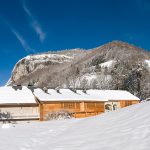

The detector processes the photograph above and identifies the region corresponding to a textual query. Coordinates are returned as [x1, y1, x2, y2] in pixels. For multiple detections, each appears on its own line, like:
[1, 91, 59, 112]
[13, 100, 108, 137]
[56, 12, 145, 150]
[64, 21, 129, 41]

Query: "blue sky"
[0, 0, 150, 86]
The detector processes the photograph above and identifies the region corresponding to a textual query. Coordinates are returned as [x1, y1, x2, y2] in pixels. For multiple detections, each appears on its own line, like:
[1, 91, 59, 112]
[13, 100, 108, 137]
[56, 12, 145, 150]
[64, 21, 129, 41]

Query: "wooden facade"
[0, 99, 139, 121]
[39, 101, 105, 121]
[119, 100, 139, 108]
[104, 100, 139, 112]
[38, 100, 139, 121]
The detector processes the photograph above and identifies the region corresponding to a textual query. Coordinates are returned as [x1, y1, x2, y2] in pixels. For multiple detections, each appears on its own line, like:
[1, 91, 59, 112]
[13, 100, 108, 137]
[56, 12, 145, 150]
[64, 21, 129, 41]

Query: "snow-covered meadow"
[1, 101, 150, 150]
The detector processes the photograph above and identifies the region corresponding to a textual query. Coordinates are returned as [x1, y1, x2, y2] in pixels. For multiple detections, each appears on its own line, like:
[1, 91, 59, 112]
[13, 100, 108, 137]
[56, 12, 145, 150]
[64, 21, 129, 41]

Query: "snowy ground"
[1, 102, 150, 150]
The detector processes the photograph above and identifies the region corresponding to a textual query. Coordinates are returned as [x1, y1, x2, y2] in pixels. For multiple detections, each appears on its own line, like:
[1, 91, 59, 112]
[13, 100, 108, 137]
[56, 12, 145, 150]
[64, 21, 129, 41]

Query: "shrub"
[45, 110, 74, 121]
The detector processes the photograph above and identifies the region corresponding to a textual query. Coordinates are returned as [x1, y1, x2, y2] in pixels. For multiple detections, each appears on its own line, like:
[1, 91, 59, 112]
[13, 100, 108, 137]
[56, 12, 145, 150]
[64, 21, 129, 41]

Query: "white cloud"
[8, 25, 35, 54]
[31, 20, 46, 42]
[0, 15, 35, 54]
[22, 0, 46, 42]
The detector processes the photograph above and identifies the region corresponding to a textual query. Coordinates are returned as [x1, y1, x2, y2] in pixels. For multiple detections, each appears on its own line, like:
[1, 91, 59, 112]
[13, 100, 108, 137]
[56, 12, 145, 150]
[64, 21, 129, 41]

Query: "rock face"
[7, 41, 150, 98]
[8, 53, 74, 83]
[7, 48, 88, 86]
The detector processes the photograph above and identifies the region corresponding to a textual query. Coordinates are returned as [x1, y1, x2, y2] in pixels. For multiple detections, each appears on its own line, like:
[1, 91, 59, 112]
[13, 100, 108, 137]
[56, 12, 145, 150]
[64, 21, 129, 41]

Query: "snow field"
[1, 101, 150, 150]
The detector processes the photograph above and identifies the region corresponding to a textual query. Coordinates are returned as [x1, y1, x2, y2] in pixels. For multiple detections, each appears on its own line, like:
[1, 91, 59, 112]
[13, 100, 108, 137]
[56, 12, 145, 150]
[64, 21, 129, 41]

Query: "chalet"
[0, 86, 39, 121]
[34, 89, 140, 121]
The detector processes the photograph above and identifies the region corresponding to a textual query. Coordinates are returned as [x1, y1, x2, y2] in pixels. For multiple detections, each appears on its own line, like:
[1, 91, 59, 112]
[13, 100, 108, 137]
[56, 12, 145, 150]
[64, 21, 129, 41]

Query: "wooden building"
[0, 86, 39, 121]
[34, 89, 140, 121]
[0, 86, 140, 121]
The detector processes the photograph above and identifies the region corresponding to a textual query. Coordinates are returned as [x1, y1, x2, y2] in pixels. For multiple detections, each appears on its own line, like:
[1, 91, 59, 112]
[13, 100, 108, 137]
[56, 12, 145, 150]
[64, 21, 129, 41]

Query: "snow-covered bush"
[45, 110, 74, 121]
[0, 111, 12, 121]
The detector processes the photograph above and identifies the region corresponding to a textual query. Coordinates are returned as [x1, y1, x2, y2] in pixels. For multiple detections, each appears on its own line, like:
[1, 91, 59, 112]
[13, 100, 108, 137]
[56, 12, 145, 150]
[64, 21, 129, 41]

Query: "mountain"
[7, 41, 150, 98]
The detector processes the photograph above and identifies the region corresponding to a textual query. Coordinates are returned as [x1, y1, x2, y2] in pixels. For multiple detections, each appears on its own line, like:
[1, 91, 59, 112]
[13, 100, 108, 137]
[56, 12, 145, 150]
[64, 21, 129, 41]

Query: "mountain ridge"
[7, 41, 150, 99]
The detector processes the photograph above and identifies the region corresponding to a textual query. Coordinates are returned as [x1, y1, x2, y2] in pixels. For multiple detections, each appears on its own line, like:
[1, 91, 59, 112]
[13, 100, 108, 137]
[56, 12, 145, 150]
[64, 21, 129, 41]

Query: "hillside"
[1, 101, 150, 150]
[7, 41, 150, 98]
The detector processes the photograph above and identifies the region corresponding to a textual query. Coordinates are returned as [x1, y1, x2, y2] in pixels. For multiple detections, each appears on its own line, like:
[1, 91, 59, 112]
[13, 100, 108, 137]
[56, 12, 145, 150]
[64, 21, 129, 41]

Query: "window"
[113, 104, 117, 110]
[64, 103, 75, 109]
[105, 104, 112, 111]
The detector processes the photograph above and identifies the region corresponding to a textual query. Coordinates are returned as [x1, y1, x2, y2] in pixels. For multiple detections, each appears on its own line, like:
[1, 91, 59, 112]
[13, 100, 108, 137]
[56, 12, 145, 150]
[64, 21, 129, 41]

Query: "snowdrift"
[1, 101, 150, 150]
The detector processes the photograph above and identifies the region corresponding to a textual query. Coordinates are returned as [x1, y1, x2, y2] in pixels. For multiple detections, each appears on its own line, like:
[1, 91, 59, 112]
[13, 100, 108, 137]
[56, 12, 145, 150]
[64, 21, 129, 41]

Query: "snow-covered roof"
[0, 86, 139, 104]
[34, 89, 140, 102]
[87, 90, 140, 101]
[34, 89, 107, 102]
[0, 86, 36, 104]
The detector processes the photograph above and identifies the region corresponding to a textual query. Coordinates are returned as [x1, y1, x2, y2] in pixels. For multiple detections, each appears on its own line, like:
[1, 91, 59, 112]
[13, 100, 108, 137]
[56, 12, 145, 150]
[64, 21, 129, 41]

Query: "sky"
[0, 0, 150, 86]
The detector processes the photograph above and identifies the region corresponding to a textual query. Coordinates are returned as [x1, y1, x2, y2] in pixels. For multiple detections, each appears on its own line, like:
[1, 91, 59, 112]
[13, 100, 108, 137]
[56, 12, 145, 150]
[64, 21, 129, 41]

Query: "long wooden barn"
[0, 86, 140, 121]
[0, 86, 39, 121]
[34, 89, 140, 121]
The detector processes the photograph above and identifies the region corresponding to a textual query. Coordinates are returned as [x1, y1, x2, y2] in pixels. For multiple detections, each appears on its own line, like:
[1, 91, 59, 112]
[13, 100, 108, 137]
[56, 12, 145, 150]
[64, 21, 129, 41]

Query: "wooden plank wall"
[120, 100, 139, 108]
[40, 101, 105, 120]
[39, 100, 139, 121]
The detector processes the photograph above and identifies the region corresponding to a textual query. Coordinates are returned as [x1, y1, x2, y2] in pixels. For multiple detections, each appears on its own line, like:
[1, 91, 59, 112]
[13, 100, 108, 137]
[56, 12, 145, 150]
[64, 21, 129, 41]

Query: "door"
[105, 102, 120, 112]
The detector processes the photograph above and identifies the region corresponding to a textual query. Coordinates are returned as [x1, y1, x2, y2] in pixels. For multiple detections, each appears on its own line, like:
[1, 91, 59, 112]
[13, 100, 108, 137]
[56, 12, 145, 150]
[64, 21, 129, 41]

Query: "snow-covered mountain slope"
[25, 53, 73, 63]
[7, 48, 87, 86]
[1, 102, 150, 150]
[100, 60, 115, 68]
[7, 41, 150, 98]
[145, 60, 150, 67]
